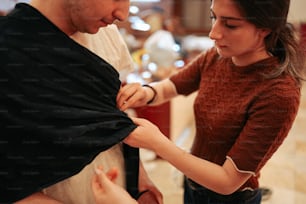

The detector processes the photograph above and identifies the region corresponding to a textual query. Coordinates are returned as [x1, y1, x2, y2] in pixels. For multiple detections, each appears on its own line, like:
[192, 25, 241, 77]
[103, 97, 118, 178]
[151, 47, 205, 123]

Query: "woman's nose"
[209, 21, 223, 40]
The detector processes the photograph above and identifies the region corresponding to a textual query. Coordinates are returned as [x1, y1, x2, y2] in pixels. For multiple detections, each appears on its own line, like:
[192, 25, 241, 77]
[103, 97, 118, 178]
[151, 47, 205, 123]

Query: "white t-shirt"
[71, 24, 135, 82]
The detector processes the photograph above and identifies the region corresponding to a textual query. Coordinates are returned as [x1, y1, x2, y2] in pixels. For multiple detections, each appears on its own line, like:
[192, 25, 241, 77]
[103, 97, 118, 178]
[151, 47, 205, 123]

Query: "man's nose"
[113, 3, 130, 22]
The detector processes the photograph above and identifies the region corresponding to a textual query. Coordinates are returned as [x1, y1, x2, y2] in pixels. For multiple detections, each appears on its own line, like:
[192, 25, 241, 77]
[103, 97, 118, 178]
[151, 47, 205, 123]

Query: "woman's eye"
[210, 15, 216, 24]
[209, 15, 216, 20]
[209, 11, 216, 20]
[223, 20, 239, 29]
[225, 24, 238, 29]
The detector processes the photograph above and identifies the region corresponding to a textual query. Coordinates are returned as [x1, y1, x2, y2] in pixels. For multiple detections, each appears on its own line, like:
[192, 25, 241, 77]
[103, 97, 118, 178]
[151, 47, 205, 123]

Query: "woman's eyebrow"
[220, 16, 245, 21]
[210, 9, 245, 21]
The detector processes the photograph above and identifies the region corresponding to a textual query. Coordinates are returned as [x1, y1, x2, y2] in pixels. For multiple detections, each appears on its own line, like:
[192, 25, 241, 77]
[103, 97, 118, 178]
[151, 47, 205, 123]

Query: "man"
[42, 25, 162, 204]
[0, 0, 161, 203]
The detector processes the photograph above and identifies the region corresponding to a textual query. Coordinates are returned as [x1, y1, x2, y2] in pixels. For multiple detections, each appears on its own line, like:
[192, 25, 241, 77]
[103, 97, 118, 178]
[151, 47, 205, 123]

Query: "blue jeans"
[184, 178, 262, 204]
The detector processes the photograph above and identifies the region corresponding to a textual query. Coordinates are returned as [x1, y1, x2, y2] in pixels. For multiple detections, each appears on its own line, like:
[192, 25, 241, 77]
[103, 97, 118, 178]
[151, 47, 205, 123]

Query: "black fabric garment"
[123, 144, 140, 199]
[0, 3, 138, 203]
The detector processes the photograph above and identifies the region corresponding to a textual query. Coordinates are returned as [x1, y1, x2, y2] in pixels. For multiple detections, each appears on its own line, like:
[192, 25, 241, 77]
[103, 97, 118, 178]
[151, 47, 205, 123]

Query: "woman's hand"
[92, 167, 138, 204]
[124, 117, 168, 152]
[117, 83, 154, 111]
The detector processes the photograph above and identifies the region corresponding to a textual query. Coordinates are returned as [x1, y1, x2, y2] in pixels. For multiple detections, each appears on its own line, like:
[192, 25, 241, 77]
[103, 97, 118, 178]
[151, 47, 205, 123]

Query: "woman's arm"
[124, 117, 252, 195]
[117, 79, 177, 111]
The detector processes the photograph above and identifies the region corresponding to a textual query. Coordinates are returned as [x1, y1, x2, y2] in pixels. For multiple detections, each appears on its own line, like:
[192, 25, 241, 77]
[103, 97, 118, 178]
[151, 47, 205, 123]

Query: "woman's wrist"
[142, 84, 157, 105]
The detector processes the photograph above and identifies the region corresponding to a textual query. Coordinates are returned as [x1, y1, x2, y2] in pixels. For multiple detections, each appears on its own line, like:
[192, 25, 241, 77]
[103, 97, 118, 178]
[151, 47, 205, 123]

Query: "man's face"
[66, 0, 130, 34]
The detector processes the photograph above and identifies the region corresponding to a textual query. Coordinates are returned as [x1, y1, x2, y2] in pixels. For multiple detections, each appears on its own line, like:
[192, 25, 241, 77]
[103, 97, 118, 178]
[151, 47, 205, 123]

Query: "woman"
[117, 0, 306, 203]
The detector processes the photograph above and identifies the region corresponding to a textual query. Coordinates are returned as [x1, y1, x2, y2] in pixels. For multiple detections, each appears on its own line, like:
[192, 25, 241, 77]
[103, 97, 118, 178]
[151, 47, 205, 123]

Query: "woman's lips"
[215, 43, 227, 48]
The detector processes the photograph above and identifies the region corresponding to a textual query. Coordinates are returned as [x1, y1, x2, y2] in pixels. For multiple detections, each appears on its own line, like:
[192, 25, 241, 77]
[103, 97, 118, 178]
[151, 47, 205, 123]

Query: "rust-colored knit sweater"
[170, 48, 300, 190]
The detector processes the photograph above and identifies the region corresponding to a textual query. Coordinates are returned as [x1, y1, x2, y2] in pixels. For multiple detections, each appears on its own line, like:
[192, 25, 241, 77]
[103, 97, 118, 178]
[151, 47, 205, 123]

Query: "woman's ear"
[259, 28, 272, 38]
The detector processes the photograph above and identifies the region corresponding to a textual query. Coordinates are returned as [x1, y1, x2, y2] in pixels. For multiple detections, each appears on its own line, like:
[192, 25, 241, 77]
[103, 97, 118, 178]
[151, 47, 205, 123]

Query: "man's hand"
[92, 166, 138, 204]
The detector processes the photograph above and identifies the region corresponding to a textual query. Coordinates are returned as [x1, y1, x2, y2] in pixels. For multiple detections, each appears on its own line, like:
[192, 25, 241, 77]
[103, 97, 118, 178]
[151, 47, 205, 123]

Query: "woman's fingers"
[117, 83, 147, 111]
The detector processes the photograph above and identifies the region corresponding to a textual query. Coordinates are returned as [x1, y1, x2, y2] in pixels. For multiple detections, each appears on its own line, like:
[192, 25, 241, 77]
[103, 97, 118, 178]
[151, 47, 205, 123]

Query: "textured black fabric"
[123, 144, 140, 199]
[0, 4, 138, 202]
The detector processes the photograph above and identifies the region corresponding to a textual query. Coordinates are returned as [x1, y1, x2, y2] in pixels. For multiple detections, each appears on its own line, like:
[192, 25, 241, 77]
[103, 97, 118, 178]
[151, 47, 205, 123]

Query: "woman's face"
[209, 0, 269, 65]
[65, 0, 130, 34]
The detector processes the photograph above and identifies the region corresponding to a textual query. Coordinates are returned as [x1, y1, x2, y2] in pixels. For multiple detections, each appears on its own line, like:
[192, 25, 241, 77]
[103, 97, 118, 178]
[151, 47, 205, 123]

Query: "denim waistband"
[185, 178, 259, 203]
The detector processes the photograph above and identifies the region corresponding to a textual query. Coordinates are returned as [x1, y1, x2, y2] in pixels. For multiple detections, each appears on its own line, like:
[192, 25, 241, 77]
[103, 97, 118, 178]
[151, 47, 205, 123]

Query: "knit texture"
[170, 48, 300, 190]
